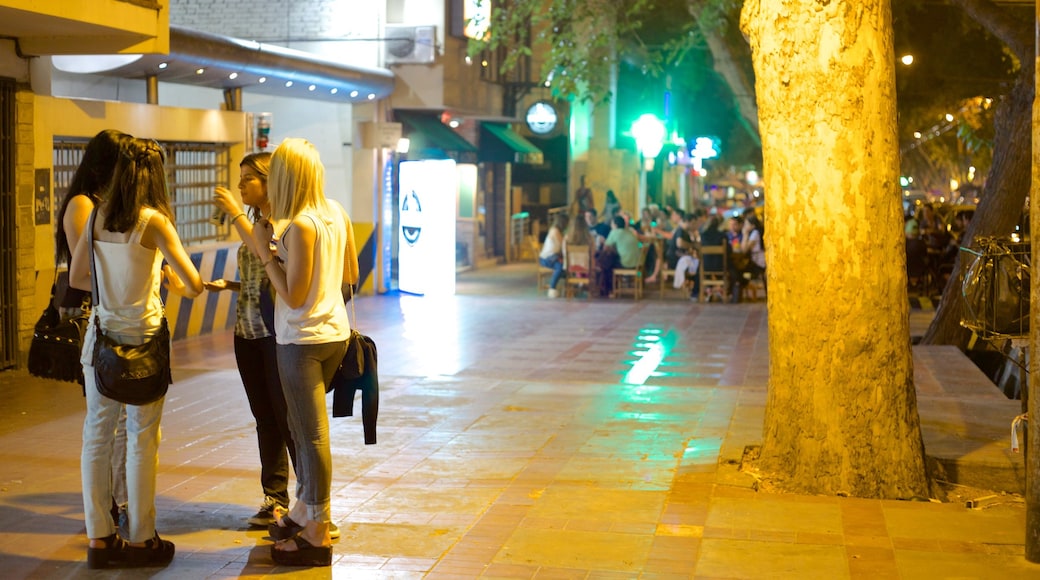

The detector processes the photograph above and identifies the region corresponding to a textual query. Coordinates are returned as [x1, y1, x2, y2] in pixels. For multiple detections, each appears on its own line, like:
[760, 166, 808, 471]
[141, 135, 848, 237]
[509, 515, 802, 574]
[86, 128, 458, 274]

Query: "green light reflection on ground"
[622, 326, 680, 385]
[684, 437, 724, 460]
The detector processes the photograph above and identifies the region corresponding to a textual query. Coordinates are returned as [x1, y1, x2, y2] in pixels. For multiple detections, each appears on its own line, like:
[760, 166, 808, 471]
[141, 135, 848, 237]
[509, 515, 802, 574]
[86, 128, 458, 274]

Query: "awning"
[480, 123, 544, 164]
[57, 25, 395, 104]
[396, 111, 476, 160]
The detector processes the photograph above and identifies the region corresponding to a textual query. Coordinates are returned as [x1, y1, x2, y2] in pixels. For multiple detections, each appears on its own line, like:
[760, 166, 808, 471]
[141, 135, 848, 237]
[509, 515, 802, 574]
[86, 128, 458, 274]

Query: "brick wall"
[14, 88, 35, 364]
[169, 0, 360, 41]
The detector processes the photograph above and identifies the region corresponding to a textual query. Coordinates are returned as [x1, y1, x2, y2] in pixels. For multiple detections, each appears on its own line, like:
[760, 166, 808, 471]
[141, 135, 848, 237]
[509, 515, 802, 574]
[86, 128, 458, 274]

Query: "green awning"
[396, 111, 476, 159]
[480, 123, 544, 164]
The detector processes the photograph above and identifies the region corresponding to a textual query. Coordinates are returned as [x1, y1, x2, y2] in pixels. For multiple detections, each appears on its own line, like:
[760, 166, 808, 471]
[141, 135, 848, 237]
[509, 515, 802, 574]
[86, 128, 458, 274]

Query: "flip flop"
[271, 532, 332, 567]
[268, 515, 303, 540]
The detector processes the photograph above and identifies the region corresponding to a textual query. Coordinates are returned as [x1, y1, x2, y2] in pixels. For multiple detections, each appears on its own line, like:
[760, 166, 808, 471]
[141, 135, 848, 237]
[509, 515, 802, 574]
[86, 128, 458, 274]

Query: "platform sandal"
[86, 533, 127, 569]
[124, 532, 175, 567]
[268, 515, 304, 540]
[271, 532, 332, 567]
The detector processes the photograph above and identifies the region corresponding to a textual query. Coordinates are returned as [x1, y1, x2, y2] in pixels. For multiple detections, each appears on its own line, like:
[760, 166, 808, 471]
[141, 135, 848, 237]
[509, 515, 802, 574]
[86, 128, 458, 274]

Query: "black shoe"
[271, 532, 332, 567]
[269, 516, 303, 540]
[87, 533, 128, 569]
[269, 517, 339, 540]
[124, 532, 175, 568]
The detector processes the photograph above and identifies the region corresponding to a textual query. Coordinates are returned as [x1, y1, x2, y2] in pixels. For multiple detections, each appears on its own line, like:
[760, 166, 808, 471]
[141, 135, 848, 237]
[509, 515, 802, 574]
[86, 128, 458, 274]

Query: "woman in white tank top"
[249, 138, 359, 567]
[69, 138, 203, 569]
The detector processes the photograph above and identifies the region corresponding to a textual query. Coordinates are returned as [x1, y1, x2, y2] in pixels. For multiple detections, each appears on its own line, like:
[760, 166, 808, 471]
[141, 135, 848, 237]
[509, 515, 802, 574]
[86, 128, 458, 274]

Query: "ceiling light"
[195, 68, 205, 75]
[330, 88, 338, 94]
[51, 54, 143, 73]
[285, 80, 293, 87]
[350, 90, 359, 97]
[228, 72, 238, 80]
[258, 77, 267, 83]
[367, 93, 375, 100]
[158, 62, 168, 70]
[308, 85, 316, 91]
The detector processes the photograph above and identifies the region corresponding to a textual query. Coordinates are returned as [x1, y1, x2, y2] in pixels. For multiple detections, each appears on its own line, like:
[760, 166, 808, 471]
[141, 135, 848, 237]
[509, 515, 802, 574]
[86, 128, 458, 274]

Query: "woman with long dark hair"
[69, 138, 203, 569]
[206, 152, 299, 529]
[56, 129, 133, 527]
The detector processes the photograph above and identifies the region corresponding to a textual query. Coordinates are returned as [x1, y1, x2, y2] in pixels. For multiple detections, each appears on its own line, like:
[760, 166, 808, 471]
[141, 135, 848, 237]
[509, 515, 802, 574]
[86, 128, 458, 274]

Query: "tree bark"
[920, 0, 1035, 347]
[741, 0, 930, 498]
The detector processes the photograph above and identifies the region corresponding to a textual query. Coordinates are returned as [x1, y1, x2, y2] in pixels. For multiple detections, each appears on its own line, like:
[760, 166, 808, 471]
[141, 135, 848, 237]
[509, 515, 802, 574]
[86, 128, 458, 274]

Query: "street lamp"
[631, 114, 666, 214]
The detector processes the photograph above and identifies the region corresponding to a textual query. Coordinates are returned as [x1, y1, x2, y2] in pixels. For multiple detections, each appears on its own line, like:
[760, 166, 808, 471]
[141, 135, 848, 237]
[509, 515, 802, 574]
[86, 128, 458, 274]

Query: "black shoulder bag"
[88, 208, 172, 405]
[28, 270, 89, 385]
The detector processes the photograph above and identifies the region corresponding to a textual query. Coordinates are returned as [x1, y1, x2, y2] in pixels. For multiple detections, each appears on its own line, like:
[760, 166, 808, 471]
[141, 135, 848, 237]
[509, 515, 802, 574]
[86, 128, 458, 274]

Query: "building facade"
[0, 0, 561, 370]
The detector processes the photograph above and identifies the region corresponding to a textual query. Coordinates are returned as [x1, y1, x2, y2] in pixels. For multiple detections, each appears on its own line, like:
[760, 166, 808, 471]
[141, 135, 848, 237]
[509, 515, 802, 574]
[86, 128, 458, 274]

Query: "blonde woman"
[250, 138, 358, 567]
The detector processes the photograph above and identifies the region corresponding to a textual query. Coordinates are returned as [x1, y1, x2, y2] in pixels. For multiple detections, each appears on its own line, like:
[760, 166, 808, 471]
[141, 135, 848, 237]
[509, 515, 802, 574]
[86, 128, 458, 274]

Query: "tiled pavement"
[0, 263, 1033, 578]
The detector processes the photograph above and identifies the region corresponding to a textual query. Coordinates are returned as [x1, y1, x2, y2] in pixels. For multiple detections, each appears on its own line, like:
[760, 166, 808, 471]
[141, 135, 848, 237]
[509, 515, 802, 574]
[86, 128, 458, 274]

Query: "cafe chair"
[611, 243, 649, 299]
[564, 244, 593, 299]
[698, 245, 728, 302]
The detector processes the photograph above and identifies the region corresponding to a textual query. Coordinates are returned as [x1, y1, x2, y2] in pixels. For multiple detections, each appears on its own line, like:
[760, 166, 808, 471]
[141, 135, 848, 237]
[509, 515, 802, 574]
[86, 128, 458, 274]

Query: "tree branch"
[947, 0, 1033, 64]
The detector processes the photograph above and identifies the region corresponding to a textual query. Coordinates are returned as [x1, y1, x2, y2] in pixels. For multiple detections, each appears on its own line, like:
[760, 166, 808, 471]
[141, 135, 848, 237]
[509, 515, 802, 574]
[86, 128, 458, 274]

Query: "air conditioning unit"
[384, 25, 436, 65]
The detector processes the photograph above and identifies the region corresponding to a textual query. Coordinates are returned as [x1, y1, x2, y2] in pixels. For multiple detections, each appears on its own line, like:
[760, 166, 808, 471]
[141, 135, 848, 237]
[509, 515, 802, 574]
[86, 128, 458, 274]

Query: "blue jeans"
[276, 340, 347, 525]
[81, 362, 164, 543]
[540, 254, 564, 289]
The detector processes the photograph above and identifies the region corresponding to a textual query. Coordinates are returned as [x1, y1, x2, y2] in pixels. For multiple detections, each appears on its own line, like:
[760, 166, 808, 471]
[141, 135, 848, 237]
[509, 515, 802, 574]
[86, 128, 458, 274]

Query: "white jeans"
[674, 255, 700, 288]
[81, 362, 164, 542]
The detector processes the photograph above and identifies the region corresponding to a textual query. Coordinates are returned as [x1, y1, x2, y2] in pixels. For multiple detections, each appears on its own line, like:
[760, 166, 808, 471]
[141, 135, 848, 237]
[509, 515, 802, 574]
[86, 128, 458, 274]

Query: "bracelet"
[231, 212, 247, 224]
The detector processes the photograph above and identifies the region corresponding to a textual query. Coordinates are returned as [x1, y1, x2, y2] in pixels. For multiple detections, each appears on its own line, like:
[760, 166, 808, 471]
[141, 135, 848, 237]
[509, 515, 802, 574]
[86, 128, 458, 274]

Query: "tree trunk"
[920, 0, 1035, 348]
[741, 0, 930, 497]
[921, 72, 1034, 347]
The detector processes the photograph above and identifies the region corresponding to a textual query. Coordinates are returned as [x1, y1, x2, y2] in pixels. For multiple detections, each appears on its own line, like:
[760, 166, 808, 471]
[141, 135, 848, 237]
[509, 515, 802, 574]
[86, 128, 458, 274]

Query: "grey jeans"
[276, 340, 347, 524]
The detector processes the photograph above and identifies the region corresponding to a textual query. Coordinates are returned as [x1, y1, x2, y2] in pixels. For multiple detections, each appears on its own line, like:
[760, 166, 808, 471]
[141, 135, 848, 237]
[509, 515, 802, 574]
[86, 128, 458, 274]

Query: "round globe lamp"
[632, 114, 666, 213]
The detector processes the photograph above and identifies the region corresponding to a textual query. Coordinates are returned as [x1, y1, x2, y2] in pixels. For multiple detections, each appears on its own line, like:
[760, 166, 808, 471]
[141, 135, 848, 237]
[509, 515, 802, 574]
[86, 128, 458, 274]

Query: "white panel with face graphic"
[398, 160, 457, 295]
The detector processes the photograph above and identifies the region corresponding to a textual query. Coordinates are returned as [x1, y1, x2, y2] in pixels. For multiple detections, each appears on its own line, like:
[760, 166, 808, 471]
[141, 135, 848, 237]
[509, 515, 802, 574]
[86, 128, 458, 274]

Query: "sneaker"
[247, 496, 284, 528]
[547, 288, 559, 299]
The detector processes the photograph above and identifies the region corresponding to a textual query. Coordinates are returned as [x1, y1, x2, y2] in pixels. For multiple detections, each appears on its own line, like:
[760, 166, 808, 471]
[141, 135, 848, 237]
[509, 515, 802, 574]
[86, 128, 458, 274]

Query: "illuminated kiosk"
[398, 160, 458, 295]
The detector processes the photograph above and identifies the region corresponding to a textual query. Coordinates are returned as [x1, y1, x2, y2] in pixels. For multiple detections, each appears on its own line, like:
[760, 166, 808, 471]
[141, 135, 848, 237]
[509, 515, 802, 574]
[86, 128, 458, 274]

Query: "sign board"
[35, 169, 50, 226]
[358, 122, 403, 149]
[398, 160, 457, 295]
[525, 101, 558, 135]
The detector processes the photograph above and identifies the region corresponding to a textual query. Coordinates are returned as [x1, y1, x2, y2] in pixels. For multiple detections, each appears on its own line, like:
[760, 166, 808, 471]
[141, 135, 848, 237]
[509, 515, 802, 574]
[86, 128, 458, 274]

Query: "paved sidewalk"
[0, 263, 1032, 578]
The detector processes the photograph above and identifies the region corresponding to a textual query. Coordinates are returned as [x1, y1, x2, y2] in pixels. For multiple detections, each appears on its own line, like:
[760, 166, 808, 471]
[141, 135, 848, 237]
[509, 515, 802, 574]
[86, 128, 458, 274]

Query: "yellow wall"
[32, 97, 248, 335]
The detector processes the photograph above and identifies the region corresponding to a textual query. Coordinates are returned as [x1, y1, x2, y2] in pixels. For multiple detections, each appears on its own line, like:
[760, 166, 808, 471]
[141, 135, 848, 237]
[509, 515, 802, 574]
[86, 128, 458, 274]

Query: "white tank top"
[80, 208, 164, 364]
[274, 202, 351, 345]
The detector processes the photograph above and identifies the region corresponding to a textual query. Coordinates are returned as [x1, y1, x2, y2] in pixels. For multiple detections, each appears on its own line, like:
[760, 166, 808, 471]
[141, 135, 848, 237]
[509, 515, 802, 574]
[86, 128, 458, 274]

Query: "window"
[53, 139, 231, 246]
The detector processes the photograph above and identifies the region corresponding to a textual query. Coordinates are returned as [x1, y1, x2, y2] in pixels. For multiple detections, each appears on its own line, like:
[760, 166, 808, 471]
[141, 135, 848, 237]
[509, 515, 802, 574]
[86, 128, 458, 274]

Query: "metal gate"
[0, 78, 15, 369]
[53, 140, 231, 247]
